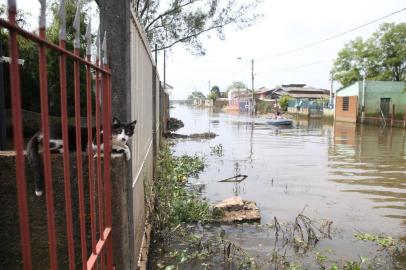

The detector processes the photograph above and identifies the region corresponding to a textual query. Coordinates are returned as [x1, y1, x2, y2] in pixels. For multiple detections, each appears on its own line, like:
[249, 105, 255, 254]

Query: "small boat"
[266, 117, 293, 126]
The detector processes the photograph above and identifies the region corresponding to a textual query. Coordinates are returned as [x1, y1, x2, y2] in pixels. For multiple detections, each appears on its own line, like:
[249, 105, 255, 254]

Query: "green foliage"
[278, 95, 291, 111]
[187, 90, 206, 101]
[332, 22, 406, 87]
[226, 81, 247, 92]
[210, 85, 220, 96]
[256, 100, 273, 114]
[131, 0, 263, 54]
[354, 232, 395, 248]
[153, 143, 215, 237]
[208, 85, 220, 101]
[207, 91, 218, 101]
[1, 1, 92, 116]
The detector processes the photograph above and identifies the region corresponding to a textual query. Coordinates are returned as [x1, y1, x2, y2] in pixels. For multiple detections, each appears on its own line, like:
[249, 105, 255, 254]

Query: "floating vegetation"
[164, 132, 217, 139]
[354, 232, 396, 248]
[209, 143, 224, 156]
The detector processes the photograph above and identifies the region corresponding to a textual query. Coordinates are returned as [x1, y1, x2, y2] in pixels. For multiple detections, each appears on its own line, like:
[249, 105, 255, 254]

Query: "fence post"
[0, 36, 6, 150]
[391, 104, 394, 127]
[404, 106, 406, 129]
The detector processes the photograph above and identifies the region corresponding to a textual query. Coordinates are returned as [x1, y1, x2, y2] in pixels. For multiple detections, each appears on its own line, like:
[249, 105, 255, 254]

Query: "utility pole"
[0, 37, 6, 150]
[163, 49, 166, 90]
[329, 73, 333, 107]
[251, 59, 255, 115]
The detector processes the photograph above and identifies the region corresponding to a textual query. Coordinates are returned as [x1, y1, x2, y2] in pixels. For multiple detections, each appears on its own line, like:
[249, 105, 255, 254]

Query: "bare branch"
[144, 0, 201, 33]
[136, 0, 141, 14]
[139, 0, 150, 19]
[153, 20, 234, 52]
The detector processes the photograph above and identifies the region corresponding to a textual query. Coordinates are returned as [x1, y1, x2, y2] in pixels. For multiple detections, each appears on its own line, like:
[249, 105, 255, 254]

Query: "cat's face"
[112, 117, 137, 144]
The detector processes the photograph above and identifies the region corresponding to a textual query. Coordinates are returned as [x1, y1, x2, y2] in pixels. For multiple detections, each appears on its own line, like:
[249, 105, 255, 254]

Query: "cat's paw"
[125, 149, 131, 160]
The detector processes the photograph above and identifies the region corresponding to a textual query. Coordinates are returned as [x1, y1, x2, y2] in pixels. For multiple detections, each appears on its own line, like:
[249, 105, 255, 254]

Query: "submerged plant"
[209, 144, 224, 157]
[151, 143, 215, 240]
[354, 232, 396, 248]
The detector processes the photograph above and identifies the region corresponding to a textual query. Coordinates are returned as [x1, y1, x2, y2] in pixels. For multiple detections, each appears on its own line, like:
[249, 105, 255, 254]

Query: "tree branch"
[144, 0, 201, 33]
[139, 0, 150, 19]
[136, 0, 141, 15]
[153, 20, 234, 52]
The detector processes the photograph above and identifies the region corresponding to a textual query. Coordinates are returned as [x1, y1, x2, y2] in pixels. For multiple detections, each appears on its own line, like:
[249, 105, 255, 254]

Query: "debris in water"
[214, 196, 260, 223]
[218, 174, 247, 183]
[164, 132, 217, 139]
[167, 117, 184, 131]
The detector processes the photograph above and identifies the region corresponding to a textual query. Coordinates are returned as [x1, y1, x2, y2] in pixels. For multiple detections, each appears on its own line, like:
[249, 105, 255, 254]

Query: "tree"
[210, 85, 220, 96]
[278, 95, 291, 111]
[371, 23, 406, 81]
[207, 85, 220, 101]
[129, 0, 263, 54]
[331, 23, 406, 87]
[1, 1, 91, 116]
[226, 81, 247, 92]
[187, 90, 205, 101]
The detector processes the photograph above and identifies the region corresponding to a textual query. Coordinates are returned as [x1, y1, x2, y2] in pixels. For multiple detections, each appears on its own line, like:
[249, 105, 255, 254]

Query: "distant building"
[226, 88, 253, 111]
[271, 84, 330, 100]
[335, 80, 406, 123]
[255, 87, 273, 100]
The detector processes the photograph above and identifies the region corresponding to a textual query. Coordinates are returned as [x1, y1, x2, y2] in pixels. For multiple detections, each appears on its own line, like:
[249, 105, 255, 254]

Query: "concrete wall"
[336, 81, 406, 116]
[364, 81, 406, 115]
[336, 82, 361, 97]
[98, 0, 164, 267]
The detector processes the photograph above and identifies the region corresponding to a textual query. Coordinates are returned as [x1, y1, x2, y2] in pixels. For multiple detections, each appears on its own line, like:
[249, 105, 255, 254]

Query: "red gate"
[0, 1, 114, 269]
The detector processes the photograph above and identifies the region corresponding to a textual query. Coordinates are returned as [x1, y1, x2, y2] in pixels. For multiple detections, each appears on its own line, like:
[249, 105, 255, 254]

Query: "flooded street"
[169, 104, 406, 268]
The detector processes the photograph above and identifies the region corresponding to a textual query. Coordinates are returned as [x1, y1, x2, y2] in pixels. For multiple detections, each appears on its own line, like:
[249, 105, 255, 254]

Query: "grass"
[150, 143, 217, 238]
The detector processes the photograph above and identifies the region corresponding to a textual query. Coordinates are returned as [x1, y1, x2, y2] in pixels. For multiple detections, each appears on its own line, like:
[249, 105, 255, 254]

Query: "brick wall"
[335, 96, 358, 123]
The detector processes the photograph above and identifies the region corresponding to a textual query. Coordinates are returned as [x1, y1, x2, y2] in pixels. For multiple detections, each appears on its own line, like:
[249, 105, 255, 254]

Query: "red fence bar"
[94, 54, 106, 269]
[101, 34, 114, 267]
[7, 2, 32, 268]
[73, 46, 88, 269]
[106, 66, 114, 270]
[59, 38, 76, 270]
[0, 18, 109, 74]
[38, 24, 59, 269]
[2, 1, 115, 268]
[86, 54, 97, 256]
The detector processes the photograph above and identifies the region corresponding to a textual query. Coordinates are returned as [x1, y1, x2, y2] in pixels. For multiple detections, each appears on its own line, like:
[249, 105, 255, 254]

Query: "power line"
[256, 59, 333, 75]
[257, 7, 406, 61]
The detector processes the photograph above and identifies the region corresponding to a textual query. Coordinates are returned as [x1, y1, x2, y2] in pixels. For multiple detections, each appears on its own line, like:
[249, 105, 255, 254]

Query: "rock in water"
[214, 196, 260, 223]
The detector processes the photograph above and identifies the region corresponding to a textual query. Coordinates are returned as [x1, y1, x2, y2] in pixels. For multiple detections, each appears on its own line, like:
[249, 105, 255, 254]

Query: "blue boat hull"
[266, 118, 293, 126]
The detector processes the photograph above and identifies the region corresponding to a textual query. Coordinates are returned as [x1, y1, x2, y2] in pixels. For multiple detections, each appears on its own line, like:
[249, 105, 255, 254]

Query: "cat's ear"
[130, 120, 137, 127]
[112, 117, 120, 126]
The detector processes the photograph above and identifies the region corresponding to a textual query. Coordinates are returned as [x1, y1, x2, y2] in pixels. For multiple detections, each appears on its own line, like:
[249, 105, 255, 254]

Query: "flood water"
[169, 104, 406, 268]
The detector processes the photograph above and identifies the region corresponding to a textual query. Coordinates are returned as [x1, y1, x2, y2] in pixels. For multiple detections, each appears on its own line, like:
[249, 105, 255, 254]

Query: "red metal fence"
[0, 1, 114, 269]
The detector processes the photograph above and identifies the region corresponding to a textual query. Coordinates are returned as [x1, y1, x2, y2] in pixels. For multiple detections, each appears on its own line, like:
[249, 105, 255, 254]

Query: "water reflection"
[330, 122, 406, 226]
[170, 104, 406, 259]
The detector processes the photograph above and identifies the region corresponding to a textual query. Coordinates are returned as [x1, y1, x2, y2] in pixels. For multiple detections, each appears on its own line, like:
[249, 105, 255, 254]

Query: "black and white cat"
[26, 117, 137, 196]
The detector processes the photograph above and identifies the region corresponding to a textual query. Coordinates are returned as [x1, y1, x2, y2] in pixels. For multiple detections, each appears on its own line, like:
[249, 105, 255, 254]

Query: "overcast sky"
[157, 0, 406, 99]
[2, 0, 405, 99]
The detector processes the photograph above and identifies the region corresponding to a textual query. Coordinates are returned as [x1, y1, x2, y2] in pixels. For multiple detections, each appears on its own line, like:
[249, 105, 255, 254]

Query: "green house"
[335, 81, 406, 123]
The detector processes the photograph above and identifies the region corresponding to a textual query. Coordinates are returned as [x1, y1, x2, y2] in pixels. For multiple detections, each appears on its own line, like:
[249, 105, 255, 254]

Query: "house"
[267, 84, 330, 117]
[335, 80, 406, 124]
[255, 87, 273, 100]
[226, 88, 253, 111]
[271, 84, 330, 100]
